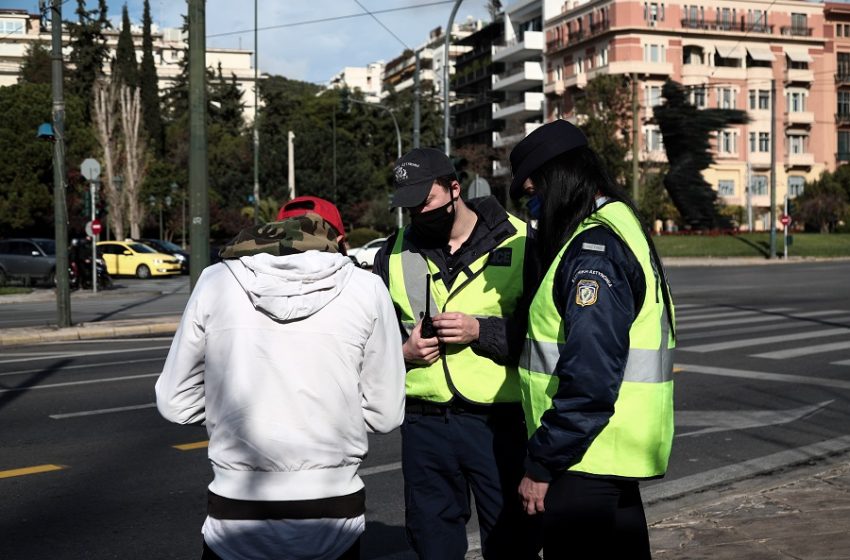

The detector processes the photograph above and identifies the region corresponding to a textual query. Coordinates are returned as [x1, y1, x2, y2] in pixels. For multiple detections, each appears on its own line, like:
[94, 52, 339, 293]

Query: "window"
[596, 47, 608, 67]
[683, 45, 703, 65]
[788, 176, 805, 197]
[749, 89, 770, 110]
[718, 130, 736, 154]
[747, 9, 768, 32]
[839, 53, 850, 79]
[645, 2, 664, 26]
[718, 87, 736, 109]
[683, 5, 702, 28]
[689, 85, 706, 108]
[644, 44, 665, 63]
[646, 85, 662, 107]
[718, 180, 735, 196]
[0, 20, 24, 34]
[787, 134, 807, 155]
[839, 91, 850, 116]
[645, 127, 664, 152]
[787, 90, 806, 112]
[751, 131, 771, 152]
[791, 13, 808, 35]
[718, 8, 735, 30]
[574, 57, 583, 75]
[840, 131, 850, 159]
[750, 175, 768, 195]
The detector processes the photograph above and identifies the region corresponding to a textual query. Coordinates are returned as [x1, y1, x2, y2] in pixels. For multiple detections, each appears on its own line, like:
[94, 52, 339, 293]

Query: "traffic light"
[339, 87, 351, 114]
[97, 198, 108, 218]
[82, 194, 92, 218]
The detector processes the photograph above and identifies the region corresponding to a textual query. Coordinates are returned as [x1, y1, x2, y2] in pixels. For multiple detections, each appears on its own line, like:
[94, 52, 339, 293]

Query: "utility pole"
[252, 0, 260, 224]
[332, 108, 337, 201]
[414, 49, 421, 150]
[188, 0, 209, 288]
[631, 73, 640, 202]
[769, 78, 777, 260]
[444, 0, 463, 156]
[288, 131, 296, 199]
[50, 0, 71, 327]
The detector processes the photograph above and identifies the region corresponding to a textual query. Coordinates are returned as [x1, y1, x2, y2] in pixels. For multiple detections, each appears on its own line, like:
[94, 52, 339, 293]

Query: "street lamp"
[444, 0, 464, 156]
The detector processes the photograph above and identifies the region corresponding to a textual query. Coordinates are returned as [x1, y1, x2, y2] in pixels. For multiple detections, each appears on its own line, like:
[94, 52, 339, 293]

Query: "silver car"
[0, 238, 57, 286]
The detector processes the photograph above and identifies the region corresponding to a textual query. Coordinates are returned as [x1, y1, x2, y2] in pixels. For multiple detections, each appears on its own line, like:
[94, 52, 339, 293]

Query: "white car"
[348, 237, 387, 268]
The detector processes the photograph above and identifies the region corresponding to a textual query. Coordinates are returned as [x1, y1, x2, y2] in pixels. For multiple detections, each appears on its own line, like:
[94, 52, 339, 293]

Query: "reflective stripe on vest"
[388, 214, 527, 404]
[519, 201, 675, 479]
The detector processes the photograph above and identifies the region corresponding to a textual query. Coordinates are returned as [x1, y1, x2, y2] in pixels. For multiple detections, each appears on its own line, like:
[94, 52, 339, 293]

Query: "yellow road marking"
[674, 367, 683, 374]
[173, 440, 208, 451]
[0, 464, 65, 479]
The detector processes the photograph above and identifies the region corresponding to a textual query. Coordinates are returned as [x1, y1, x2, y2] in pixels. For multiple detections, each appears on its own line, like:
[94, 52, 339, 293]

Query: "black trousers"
[202, 537, 361, 560]
[541, 474, 650, 560]
[401, 405, 541, 560]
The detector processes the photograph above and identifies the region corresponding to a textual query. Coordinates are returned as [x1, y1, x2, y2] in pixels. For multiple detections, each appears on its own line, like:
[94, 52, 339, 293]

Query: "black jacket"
[372, 196, 538, 368]
[524, 224, 647, 482]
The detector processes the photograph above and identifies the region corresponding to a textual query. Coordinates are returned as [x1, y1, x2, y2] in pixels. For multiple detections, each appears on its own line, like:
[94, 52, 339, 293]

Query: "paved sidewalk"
[0, 315, 180, 346]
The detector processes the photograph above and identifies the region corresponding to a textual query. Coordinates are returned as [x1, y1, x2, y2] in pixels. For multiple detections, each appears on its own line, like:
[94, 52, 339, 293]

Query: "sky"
[5, 0, 496, 84]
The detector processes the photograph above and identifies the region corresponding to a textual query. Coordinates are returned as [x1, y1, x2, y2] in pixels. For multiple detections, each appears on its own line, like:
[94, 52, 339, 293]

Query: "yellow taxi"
[97, 240, 182, 278]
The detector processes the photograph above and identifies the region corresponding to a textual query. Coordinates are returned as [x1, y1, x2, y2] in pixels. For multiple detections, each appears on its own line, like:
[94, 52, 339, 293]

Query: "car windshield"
[156, 240, 183, 252]
[128, 243, 156, 253]
[33, 239, 56, 255]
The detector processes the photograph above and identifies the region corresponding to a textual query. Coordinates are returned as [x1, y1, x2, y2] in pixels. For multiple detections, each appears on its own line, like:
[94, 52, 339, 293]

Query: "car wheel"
[136, 264, 152, 279]
[46, 269, 56, 288]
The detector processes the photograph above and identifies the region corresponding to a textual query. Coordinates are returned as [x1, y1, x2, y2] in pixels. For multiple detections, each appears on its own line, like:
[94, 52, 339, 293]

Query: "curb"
[0, 316, 181, 346]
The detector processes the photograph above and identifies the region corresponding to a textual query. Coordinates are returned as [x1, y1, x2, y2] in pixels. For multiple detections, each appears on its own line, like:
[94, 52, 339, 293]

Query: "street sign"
[90, 219, 102, 236]
[80, 158, 101, 181]
[780, 214, 792, 226]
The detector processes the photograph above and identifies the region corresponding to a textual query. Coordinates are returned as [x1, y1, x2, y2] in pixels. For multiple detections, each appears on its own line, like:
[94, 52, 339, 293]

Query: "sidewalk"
[0, 315, 180, 346]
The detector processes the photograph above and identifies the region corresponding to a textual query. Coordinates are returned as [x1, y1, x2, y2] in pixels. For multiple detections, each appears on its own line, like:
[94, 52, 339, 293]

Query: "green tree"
[66, 0, 110, 122]
[210, 63, 245, 135]
[18, 43, 52, 85]
[140, 0, 164, 155]
[113, 4, 138, 88]
[796, 171, 850, 233]
[575, 74, 632, 186]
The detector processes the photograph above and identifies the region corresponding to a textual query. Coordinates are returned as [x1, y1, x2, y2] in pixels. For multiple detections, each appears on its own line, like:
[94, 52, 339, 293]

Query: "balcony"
[785, 68, 814, 83]
[608, 60, 674, 77]
[682, 63, 708, 79]
[786, 152, 815, 167]
[781, 26, 813, 37]
[453, 119, 492, 139]
[749, 152, 772, 168]
[493, 31, 543, 63]
[680, 19, 773, 34]
[543, 79, 566, 95]
[563, 72, 587, 90]
[837, 112, 850, 126]
[785, 111, 814, 126]
[493, 61, 543, 91]
[493, 122, 543, 148]
[493, 92, 545, 121]
[453, 66, 491, 89]
[836, 72, 850, 85]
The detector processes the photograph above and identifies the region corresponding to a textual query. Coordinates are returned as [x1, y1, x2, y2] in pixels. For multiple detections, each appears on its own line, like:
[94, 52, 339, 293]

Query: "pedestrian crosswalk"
[675, 305, 850, 366]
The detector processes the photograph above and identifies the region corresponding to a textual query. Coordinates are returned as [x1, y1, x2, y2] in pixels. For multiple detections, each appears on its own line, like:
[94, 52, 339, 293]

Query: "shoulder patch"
[489, 247, 512, 267]
[575, 279, 599, 307]
[581, 242, 606, 253]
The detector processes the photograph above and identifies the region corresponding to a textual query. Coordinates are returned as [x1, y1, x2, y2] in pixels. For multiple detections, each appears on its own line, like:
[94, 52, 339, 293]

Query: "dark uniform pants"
[401, 403, 541, 560]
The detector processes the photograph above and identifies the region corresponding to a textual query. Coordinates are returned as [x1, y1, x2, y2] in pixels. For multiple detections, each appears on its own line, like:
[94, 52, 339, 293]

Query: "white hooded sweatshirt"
[155, 251, 406, 504]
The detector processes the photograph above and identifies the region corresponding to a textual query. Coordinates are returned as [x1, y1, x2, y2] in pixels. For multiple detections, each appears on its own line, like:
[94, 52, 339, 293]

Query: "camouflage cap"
[219, 212, 342, 259]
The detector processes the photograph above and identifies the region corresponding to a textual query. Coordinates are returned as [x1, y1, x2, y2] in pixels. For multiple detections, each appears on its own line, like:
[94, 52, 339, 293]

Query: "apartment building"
[542, 0, 829, 230]
[492, 0, 545, 178]
[327, 62, 385, 103]
[0, 8, 259, 121]
[827, 2, 850, 165]
[382, 20, 481, 96]
[452, 18, 504, 150]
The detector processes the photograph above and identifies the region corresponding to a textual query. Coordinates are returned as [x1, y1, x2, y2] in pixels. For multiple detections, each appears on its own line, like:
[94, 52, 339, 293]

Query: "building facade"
[327, 62, 385, 103]
[542, 0, 831, 230]
[0, 8, 259, 122]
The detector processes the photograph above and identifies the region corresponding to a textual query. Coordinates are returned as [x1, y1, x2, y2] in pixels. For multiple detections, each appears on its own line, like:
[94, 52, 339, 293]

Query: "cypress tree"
[113, 4, 138, 88]
[67, 0, 110, 121]
[140, 0, 164, 155]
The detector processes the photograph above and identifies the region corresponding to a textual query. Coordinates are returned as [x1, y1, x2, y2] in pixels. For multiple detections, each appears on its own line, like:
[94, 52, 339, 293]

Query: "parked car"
[134, 238, 189, 274]
[0, 238, 57, 286]
[347, 237, 387, 268]
[96, 241, 182, 278]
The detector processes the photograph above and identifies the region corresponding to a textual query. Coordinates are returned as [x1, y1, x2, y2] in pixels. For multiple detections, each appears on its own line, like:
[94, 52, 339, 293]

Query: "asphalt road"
[1, 261, 849, 559]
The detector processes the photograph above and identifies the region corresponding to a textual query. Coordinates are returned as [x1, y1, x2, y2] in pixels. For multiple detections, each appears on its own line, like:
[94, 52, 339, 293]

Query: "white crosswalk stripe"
[675, 308, 792, 323]
[679, 316, 850, 342]
[681, 328, 850, 353]
[752, 340, 850, 360]
[679, 309, 846, 331]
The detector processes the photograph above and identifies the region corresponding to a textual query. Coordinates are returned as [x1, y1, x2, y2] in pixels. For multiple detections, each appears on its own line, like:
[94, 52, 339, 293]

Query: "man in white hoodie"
[155, 200, 406, 560]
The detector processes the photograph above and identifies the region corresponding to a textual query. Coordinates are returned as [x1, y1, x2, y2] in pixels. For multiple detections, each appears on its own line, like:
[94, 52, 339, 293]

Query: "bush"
[347, 227, 383, 248]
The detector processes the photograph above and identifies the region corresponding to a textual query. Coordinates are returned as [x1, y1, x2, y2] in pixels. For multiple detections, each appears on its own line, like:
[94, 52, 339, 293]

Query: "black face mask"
[410, 197, 456, 244]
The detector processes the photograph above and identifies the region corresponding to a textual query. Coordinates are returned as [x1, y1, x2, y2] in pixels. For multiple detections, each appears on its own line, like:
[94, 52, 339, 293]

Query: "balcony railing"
[781, 26, 812, 37]
[680, 18, 774, 34]
[836, 72, 850, 85]
[837, 112, 850, 125]
[837, 151, 850, 162]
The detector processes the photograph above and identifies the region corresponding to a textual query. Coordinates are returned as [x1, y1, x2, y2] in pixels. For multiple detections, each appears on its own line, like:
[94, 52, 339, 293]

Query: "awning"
[747, 46, 775, 62]
[715, 44, 744, 59]
[785, 49, 813, 63]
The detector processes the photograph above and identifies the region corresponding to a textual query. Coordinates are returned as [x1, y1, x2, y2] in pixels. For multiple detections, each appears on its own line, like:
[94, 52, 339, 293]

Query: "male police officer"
[373, 148, 539, 560]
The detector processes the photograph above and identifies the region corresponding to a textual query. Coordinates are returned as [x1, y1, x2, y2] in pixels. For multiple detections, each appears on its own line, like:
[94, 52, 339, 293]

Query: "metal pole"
[90, 182, 97, 293]
[769, 78, 777, 259]
[414, 49, 421, 150]
[333, 108, 337, 201]
[783, 194, 789, 260]
[252, 0, 260, 224]
[51, 0, 71, 326]
[631, 73, 640, 202]
[390, 109, 403, 229]
[746, 161, 753, 231]
[287, 131, 296, 199]
[182, 194, 186, 249]
[159, 203, 163, 240]
[189, 0, 210, 288]
[444, 0, 463, 156]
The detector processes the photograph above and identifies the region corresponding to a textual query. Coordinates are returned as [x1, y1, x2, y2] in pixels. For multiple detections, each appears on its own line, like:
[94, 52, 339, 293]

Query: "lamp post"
[171, 182, 186, 249]
[443, 0, 464, 156]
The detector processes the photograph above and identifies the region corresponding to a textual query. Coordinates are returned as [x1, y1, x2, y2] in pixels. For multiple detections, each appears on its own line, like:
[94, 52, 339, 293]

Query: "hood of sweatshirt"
[225, 251, 355, 322]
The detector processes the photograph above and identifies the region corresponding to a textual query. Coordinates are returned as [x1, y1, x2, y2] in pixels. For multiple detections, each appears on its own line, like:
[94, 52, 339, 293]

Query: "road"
[0, 261, 849, 558]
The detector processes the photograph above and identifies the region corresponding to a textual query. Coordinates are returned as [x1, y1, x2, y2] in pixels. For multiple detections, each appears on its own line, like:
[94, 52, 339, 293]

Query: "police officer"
[510, 121, 675, 559]
[373, 148, 540, 560]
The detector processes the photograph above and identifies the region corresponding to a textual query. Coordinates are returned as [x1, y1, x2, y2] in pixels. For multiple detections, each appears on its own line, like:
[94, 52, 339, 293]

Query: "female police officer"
[510, 120, 675, 559]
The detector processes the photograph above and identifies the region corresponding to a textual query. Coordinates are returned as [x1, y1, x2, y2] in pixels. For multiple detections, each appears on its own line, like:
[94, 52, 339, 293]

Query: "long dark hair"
[531, 146, 648, 270]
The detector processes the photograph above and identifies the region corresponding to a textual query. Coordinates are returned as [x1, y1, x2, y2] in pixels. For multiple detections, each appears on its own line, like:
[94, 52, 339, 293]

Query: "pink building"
[542, 0, 831, 230]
